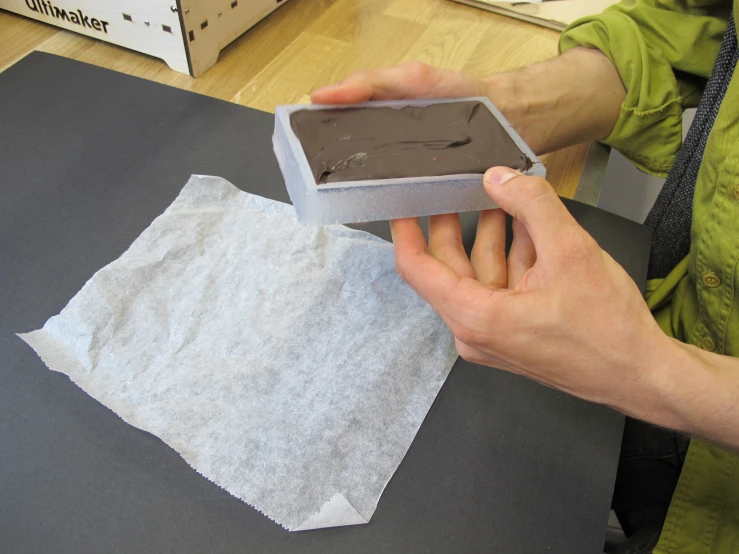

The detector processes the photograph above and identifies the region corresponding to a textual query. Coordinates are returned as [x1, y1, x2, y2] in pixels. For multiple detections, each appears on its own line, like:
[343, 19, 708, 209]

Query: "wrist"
[483, 70, 551, 155]
[483, 48, 625, 156]
[659, 341, 739, 444]
[622, 337, 735, 442]
[620, 337, 694, 431]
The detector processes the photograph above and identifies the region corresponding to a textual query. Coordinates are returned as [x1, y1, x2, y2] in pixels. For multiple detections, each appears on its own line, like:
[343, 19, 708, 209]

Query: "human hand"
[310, 62, 548, 152]
[312, 50, 627, 155]
[311, 61, 495, 106]
[390, 167, 674, 417]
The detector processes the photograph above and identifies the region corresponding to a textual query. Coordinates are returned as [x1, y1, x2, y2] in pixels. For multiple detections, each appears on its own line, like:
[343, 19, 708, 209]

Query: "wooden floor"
[0, 0, 589, 197]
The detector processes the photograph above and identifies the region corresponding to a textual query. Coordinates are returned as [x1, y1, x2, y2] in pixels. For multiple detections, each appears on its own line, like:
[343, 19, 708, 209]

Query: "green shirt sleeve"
[559, 0, 729, 177]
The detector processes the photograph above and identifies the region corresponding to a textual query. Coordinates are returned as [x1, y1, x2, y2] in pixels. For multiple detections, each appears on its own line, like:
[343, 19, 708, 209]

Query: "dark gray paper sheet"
[0, 52, 651, 553]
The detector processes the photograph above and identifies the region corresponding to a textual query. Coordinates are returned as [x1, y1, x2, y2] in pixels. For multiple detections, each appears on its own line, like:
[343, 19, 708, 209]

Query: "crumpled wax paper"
[18, 175, 457, 531]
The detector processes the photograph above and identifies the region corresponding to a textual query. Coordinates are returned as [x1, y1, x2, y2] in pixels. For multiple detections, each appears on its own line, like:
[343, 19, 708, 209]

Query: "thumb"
[483, 167, 580, 254]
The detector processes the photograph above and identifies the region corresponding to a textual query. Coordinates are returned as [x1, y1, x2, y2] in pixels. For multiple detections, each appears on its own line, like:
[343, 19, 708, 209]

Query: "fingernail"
[484, 167, 520, 186]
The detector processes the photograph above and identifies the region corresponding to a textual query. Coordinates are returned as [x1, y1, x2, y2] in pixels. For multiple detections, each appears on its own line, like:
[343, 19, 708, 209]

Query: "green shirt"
[560, 1, 739, 552]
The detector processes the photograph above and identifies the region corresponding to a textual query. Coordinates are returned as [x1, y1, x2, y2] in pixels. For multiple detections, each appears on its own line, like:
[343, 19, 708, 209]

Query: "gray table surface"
[0, 52, 650, 554]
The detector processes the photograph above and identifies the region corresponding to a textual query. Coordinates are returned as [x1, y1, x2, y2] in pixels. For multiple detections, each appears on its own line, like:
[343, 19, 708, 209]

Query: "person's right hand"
[311, 62, 495, 106]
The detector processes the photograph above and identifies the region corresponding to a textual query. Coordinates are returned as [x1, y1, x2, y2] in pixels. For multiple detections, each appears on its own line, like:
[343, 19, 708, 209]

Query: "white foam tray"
[273, 97, 545, 225]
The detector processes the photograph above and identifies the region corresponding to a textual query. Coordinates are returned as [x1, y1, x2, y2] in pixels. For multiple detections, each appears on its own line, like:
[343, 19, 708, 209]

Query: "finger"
[483, 168, 580, 259]
[428, 214, 475, 279]
[470, 209, 507, 287]
[390, 218, 474, 318]
[392, 218, 508, 348]
[311, 62, 490, 104]
[508, 218, 536, 287]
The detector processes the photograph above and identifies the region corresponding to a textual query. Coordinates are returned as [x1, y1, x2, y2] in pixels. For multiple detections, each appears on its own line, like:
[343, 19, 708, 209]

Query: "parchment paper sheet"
[18, 175, 457, 531]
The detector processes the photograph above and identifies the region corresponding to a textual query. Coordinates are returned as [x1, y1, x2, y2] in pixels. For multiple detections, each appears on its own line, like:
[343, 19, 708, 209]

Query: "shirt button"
[703, 273, 721, 287]
[734, 184, 739, 199]
[700, 337, 716, 351]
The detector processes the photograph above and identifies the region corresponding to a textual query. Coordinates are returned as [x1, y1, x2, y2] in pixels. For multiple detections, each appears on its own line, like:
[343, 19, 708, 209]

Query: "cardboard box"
[1, 0, 291, 76]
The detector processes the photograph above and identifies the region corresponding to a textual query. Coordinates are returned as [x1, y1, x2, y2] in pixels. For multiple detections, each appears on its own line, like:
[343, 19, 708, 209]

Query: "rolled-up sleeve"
[559, 0, 729, 177]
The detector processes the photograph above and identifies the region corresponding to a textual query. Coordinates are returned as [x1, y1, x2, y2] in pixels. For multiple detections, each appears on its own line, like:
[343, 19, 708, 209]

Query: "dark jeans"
[606, 418, 691, 554]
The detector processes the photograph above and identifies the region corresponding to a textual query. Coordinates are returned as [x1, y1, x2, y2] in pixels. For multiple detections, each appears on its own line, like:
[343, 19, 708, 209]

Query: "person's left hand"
[392, 167, 674, 418]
